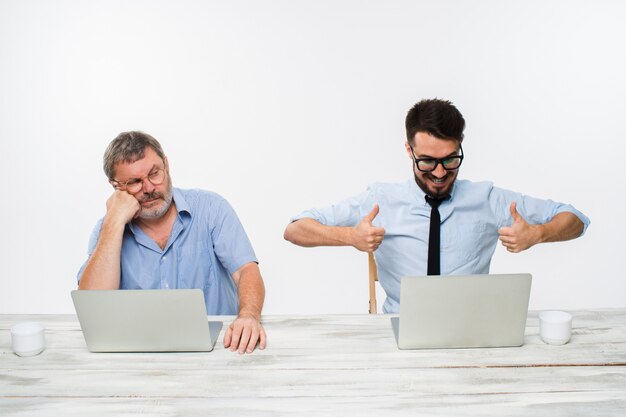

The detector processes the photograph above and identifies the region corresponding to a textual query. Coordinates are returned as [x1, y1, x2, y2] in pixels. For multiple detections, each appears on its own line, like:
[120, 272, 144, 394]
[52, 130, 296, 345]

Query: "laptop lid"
[71, 289, 222, 352]
[391, 273, 532, 349]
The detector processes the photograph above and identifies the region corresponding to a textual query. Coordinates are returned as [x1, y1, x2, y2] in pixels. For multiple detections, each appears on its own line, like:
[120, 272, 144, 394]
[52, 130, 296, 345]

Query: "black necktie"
[425, 195, 447, 275]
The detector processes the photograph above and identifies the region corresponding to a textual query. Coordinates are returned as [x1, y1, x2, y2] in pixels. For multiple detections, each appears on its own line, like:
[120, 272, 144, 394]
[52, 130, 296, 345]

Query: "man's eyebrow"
[416, 150, 460, 159]
[124, 164, 160, 181]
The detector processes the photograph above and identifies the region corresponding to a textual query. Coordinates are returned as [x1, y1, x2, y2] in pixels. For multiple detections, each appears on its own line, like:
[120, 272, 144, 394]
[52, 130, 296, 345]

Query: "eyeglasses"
[110, 167, 166, 193]
[409, 144, 464, 173]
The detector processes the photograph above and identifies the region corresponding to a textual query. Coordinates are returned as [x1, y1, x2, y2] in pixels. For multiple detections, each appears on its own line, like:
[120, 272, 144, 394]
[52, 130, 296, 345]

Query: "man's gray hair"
[103, 131, 166, 180]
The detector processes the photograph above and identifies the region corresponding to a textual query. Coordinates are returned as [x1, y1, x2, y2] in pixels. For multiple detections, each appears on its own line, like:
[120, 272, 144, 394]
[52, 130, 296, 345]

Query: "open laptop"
[71, 289, 222, 352]
[391, 273, 532, 349]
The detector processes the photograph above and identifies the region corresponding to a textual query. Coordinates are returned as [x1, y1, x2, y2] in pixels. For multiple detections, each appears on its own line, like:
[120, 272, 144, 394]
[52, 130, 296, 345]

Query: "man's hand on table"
[224, 314, 266, 354]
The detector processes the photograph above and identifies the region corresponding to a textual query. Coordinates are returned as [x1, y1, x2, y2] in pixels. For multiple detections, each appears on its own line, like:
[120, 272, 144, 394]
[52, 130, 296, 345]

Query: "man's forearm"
[536, 212, 584, 244]
[236, 264, 265, 320]
[225, 262, 267, 353]
[283, 218, 354, 247]
[78, 217, 125, 290]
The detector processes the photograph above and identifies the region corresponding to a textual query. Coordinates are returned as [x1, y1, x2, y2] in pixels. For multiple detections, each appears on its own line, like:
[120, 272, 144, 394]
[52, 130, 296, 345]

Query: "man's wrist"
[238, 309, 261, 322]
[102, 213, 128, 232]
[533, 224, 546, 245]
[344, 226, 358, 248]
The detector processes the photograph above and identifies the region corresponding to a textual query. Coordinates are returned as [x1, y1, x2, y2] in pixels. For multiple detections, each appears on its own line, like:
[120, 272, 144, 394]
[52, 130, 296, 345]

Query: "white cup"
[11, 322, 45, 357]
[539, 310, 572, 345]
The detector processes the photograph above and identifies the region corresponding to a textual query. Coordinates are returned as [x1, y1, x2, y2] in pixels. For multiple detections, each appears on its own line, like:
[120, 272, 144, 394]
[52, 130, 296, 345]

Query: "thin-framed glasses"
[409, 144, 464, 173]
[110, 167, 166, 193]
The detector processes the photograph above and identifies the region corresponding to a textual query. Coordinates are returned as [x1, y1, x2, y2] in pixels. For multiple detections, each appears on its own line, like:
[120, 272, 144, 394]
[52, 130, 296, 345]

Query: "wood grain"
[1, 310, 625, 416]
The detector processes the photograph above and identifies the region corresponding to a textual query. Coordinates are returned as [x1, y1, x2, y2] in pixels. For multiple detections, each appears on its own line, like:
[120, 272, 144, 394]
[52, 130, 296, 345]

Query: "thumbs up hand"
[498, 202, 541, 253]
[351, 204, 386, 253]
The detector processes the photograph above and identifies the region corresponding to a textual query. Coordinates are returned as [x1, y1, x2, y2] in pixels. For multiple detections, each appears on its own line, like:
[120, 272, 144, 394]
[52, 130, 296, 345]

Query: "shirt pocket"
[176, 241, 215, 289]
[120, 250, 160, 289]
[443, 222, 493, 270]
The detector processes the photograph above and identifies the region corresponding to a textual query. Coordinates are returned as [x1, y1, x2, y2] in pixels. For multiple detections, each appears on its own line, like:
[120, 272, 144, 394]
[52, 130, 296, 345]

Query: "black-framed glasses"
[409, 144, 464, 173]
[110, 167, 166, 193]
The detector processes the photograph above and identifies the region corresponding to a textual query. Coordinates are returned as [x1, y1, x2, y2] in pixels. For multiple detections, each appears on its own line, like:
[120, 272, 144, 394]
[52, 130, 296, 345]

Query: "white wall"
[1, 0, 624, 314]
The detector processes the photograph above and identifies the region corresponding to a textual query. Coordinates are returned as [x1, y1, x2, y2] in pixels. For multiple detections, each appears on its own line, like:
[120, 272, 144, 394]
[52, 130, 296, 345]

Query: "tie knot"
[425, 195, 447, 209]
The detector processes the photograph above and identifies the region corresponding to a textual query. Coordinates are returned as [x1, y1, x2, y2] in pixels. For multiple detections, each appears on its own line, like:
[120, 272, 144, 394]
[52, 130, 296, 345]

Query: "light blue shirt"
[292, 178, 590, 313]
[78, 188, 258, 315]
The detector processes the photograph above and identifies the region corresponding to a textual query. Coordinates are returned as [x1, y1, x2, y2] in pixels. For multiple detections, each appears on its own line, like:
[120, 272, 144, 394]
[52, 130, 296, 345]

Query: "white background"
[1, 0, 624, 314]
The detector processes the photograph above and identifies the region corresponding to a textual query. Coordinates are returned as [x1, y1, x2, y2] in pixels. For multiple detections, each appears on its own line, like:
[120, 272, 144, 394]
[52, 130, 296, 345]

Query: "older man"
[78, 131, 265, 354]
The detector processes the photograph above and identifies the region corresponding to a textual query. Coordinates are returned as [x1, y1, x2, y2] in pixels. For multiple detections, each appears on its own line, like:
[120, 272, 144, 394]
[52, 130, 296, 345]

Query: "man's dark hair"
[103, 131, 166, 180]
[405, 98, 465, 143]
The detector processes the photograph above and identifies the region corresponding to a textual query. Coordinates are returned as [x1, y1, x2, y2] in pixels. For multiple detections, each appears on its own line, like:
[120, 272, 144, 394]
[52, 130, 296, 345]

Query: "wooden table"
[1, 310, 625, 416]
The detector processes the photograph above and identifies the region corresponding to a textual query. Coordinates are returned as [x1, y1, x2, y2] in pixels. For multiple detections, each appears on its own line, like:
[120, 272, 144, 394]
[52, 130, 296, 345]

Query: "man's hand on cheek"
[106, 190, 141, 225]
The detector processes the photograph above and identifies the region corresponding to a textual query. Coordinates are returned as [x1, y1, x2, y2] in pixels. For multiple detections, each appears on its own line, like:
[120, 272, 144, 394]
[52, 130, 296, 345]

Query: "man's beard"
[413, 170, 457, 199]
[137, 179, 173, 219]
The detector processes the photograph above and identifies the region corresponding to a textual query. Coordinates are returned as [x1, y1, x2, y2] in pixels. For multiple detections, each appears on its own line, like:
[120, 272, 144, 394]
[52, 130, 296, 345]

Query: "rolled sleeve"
[211, 196, 258, 276]
[553, 204, 590, 236]
[76, 218, 105, 284]
[290, 190, 371, 227]
[490, 186, 590, 236]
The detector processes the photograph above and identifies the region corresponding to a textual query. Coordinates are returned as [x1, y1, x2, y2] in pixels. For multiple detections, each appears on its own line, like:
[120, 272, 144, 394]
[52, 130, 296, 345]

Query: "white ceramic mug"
[539, 311, 572, 345]
[11, 322, 45, 357]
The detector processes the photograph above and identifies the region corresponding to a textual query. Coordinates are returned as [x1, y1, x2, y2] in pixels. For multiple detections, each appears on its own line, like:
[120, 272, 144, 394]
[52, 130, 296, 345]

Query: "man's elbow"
[77, 273, 87, 290]
[574, 217, 585, 238]
[562, 212, 586, 239]
[283, 222, 297, 244]
[76, 272, 119, 290]
[284, 219, 313, 246]
[77, 278, 96, 290]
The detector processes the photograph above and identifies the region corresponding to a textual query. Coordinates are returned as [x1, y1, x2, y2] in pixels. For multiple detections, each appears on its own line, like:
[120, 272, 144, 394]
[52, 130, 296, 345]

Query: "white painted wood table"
[1, 310, 625, 416]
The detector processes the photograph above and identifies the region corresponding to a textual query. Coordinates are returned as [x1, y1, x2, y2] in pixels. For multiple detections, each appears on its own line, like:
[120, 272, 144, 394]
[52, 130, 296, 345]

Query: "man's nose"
[141, 177, 156, 193]
[432, 163, 447, 178]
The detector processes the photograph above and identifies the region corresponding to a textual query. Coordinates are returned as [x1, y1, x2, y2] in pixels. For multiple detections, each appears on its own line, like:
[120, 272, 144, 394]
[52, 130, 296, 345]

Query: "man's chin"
[414, 172, 457, 199]
[427, 185, 452, 199]
[139, 201, 169, 219]
[422, 179, 453, 198]
[139, 211, 161, 219]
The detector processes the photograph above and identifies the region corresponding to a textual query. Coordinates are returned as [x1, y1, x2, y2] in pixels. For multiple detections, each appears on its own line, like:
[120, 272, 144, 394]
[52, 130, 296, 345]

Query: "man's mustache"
[138, 192, 163, 203]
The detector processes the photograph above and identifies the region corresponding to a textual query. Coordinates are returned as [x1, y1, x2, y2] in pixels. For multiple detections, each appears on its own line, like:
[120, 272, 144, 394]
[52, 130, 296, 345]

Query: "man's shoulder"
[173, 188, 241, 225]
[174, 188, 228, 207]
[454, 179, 496, 195]
[366, 180, 411, 196]
[453, 179, 514, 207]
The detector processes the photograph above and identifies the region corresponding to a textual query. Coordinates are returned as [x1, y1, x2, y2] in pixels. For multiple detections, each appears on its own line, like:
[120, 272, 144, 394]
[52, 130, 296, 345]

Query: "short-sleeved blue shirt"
[292, 178, 590, 314]
[78, 188, 258, 315]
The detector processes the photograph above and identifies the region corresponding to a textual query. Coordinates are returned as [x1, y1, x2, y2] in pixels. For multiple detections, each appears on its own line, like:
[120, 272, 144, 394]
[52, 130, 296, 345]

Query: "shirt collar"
[172, 187, 191, 217]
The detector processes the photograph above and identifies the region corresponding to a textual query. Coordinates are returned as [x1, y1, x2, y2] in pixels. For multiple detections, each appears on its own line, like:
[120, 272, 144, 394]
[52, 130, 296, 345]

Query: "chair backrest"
[368, 252, 378, 314]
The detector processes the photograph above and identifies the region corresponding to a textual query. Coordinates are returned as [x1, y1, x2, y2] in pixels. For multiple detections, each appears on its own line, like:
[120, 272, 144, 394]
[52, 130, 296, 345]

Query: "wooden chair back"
[368, 252, 378, 314]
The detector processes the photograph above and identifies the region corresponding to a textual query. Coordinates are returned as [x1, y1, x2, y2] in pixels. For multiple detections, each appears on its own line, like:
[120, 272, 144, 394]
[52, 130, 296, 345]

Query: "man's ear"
[404, 141, 413, 159]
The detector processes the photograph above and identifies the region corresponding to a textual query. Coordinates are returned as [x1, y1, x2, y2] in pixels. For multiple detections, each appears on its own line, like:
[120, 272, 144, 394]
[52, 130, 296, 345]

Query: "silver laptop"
[71, 289, 222, 352]
[391, 273, 532, 349]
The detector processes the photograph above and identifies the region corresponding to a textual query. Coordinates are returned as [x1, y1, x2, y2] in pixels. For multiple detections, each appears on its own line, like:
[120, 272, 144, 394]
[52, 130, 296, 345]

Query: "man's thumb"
[363, 204, 380, 224]
[510, 202, 522, 222]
